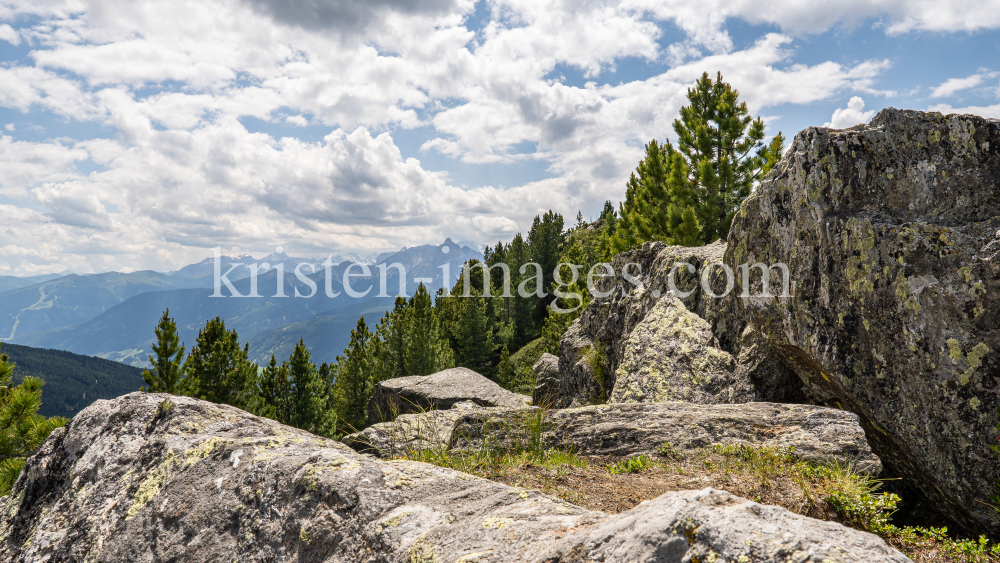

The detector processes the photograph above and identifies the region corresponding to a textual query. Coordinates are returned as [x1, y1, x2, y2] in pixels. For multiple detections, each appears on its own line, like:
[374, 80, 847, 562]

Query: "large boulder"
[610, 291, 750, 404]
[708, 109, 1000, 536]
[348, 401, 882, 474]
[531, 352, 560, 406]
[0, 393, 908, 563]
[555, 241, 756, 407]
[366, 367, 531, 425]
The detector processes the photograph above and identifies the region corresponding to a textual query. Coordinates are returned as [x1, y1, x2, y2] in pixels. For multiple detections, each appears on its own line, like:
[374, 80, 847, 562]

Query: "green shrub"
[582, 344, 607, 404]
[607, 455, 650, 475]
[656, 442, 684, 460]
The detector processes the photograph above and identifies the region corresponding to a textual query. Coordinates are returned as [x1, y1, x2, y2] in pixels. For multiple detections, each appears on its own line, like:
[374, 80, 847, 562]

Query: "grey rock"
[531, 353, 560, 407]
[706, 109, 1000, 536]
[610, 292, 751, 405]
[344, 405, 518, 458]
[366, 367, 531, 425]
[0, 393, 906, 562]
[353, 401, 882, 475]
[540, 488, 911, 563]
[556, 320, 600, 407]
[555, 241, 750, 408]
[733, 325, 811, 403]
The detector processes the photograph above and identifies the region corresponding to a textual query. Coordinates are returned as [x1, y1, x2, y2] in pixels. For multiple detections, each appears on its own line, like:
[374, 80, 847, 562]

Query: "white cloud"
[927, 102, 1000, 119]
[930, 72, 998, 98]
[0, 24, 20, 45]
[825, 96, 876, 129]
[0, 0, 965, 274]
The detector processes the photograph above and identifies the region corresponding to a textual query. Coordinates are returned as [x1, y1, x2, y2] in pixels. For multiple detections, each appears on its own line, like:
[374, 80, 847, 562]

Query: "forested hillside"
[1, 343, 144, 418]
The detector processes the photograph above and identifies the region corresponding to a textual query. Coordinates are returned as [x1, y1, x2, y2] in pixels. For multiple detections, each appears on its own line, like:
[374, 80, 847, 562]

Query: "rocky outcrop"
[610, 292, 751, 404]
[531, 352, 560, 407]
[707, 109, 1000, 536]
[540, 488, 909, 563]
[348, 401, 882, 474]
[555, 241, 754, 407]
[344, 402, 508, 457]
[366, 367, 531, 425]
[0, 393, 908, 562]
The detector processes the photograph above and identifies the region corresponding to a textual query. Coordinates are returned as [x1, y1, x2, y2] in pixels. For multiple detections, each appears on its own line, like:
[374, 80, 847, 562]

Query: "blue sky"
[0, 0, 998, 274]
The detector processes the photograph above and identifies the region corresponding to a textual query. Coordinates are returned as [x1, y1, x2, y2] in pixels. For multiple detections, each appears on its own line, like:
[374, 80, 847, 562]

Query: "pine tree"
[333, 316, 375, 433]
[285, 339, 328, 434]
[0, 344, 68, 496]
[142, 309, 186, 394]
[527, 211, 566, 327]
[613, 71, 784, 251]
[405, 284, 454, 376]
[183, 317, 257, 410]
[455, 292, 494, 374]
[256, 355, 290, 422]
[372, 297, 407, 383]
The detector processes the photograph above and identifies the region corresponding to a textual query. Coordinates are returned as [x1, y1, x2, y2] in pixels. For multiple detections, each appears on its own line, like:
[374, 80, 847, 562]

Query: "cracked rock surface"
[0, 393, 906, 562]
[348, 401, 882, 475]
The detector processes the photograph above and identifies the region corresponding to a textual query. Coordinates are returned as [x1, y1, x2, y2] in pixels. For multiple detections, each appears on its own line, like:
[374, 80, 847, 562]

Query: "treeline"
[142, 71, 783, 440]
[1, 343, 145, 418]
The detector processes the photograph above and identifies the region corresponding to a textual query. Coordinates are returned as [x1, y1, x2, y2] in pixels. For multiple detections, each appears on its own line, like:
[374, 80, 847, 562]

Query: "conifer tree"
[285, 339, 328, 434]
[183, 317, 257, 410]
[404, 284, 454, 376]
[142, 309, 186, 394]
[455, 292, 494, 374]
[0, 344, 68, 496]
[372, 297, 407, 383]
[527, 210, 566, 326]
[256, 354, 290, 422]
[613, 72, 784, 251]
[333, 316, 375, 433]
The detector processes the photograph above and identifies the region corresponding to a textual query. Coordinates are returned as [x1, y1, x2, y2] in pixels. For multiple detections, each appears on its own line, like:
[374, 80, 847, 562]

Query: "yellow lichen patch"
[182, 437, 229, 469]
[408, 534, 439, 563]
[127, 452, 176, 519]
[967, 343, 990, 369]
[127, 437, 229, 520]
[482, 517, 514, 530]
[299, 527, 312, 544]
[894, 270, 909, 303]
[969, 397, 981, 410]
[958, 267, 973, 283]
[382, 511, 411, 529]
[947, 339, 964, 361]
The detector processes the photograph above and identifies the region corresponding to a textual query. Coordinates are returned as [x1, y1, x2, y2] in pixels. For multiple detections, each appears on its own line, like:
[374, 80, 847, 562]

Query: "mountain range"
[3, 240, 482, 370]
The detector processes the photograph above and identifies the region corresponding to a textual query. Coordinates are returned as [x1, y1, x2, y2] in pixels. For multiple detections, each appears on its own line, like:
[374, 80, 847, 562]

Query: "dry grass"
[388, 433, 999, 562]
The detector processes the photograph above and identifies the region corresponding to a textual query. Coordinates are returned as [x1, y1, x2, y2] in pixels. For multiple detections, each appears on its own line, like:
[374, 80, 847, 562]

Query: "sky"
[0, 0, 998, 275]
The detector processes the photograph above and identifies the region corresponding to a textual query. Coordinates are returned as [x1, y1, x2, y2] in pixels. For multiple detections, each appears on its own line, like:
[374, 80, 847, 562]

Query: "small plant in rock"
[582, 344, 607, 404]
[656, 442, 684, 460]
[607, 455, 650, 475]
